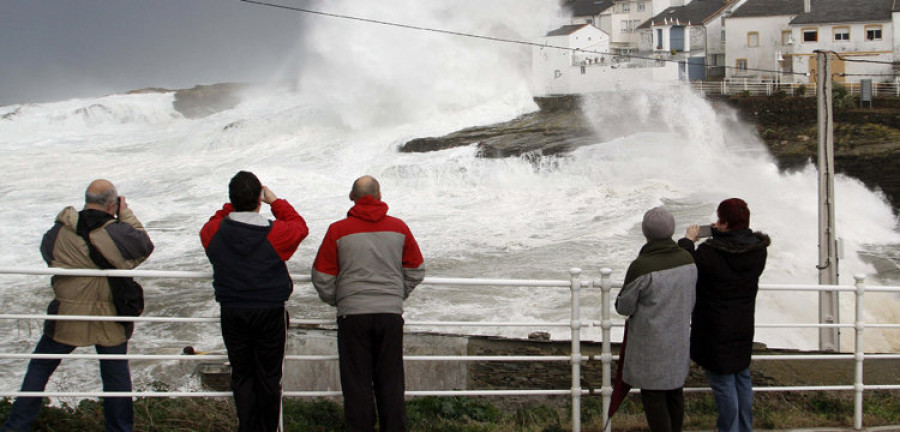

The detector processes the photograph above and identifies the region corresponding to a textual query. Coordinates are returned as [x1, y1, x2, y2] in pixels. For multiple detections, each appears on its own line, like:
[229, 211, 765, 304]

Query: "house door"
[670, 27, 685, 52]
[688, 57, 706, 80]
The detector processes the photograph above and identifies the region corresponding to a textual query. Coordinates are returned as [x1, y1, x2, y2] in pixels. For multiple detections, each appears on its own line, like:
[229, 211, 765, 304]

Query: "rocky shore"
[400, 93, 900, 212]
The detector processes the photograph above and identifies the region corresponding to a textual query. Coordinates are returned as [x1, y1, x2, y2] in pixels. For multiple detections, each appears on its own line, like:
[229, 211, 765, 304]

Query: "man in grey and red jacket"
[200, 171, 308, 432]
[312, 175, 425, 432]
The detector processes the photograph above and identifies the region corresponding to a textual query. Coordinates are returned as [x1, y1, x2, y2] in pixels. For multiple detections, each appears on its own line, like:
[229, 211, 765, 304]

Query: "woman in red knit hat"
[679, 198, 771, 432]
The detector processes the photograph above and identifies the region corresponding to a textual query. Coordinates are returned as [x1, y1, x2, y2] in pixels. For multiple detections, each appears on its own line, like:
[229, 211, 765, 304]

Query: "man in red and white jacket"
[200, 171, 308, 432]
[312, 175, 425, 432]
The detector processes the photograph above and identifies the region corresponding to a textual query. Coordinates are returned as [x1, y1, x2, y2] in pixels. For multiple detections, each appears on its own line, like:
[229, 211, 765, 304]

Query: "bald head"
[84, 179, 119, 215]
[350, 175, 381, 202]
[85, 179, 118, 206]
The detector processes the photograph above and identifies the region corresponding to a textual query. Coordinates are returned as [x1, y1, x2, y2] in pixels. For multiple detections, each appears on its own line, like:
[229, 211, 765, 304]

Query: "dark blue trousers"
[0, 334, 133, 432]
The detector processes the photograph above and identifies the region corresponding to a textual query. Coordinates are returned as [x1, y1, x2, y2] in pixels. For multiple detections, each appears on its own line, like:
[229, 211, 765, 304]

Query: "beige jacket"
[40, 206, 154, 347]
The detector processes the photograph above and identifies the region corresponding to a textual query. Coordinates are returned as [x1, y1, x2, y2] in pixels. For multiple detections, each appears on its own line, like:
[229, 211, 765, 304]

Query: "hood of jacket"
[75, 208, 116, 236]
[217, 217, 272, 257]
[703, 229, 770, 272]
[348, 196, 389, 222]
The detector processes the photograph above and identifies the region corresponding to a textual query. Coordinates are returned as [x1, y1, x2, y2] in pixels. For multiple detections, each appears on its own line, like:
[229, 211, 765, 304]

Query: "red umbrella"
[605, 322, 631, 429]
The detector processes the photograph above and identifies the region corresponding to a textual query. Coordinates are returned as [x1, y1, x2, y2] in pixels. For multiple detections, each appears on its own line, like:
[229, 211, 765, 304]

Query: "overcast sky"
[0, 0, 309, 106]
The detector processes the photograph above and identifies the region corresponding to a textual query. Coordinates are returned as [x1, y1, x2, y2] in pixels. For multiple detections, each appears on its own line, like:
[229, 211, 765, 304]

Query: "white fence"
[691, 79, 900, 98]
[1, 266, 899, 431]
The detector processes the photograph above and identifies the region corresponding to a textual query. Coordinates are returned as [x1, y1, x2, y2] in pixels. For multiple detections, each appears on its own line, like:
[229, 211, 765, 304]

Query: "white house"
[724, 0, 807, 81]
[725, 0, 897, 84]
[638, 0, 744, 80]
[565, 0, 679, 54]
[785, 0, 895, 84]
[532, 23, 679, 95]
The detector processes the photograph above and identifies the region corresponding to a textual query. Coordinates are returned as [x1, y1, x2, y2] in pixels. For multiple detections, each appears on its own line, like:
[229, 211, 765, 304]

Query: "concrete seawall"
[199, 327, 900, 397]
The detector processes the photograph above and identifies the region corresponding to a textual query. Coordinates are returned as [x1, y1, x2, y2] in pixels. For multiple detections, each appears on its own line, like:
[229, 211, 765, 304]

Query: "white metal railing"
[1, 266, 899, 431]
[690, 79, 900, 98]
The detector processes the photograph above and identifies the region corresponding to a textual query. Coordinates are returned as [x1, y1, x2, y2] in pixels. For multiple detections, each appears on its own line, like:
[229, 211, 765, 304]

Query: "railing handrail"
[2, 267, 900, 431]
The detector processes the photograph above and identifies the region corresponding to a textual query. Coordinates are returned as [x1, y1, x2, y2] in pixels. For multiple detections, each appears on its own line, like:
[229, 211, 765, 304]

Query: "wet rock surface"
[400, 96, 598, 158]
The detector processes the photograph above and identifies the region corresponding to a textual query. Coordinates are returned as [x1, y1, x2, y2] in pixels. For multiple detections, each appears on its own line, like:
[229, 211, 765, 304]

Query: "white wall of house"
[786, 21, 894, 84]
[725, 15, 793, 81]
[533, 24, 679, 95]
[533, 59, 681, 96]
[651, 0, 683, 14]
[895, 12, 900, 60]
[533, 26, 613, 95]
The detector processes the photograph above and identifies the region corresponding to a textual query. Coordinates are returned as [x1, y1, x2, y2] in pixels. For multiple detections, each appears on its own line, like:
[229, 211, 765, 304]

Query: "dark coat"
[678, 229, 770, 374]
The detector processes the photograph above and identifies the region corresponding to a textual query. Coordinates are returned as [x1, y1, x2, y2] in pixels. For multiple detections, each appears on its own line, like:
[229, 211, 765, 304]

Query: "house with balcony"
[784, 0, 895, 84]
[638, 0, 746, 80]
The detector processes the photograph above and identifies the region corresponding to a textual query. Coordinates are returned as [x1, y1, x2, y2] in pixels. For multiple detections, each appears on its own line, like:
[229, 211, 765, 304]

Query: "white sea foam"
[0, 0, 898, 394]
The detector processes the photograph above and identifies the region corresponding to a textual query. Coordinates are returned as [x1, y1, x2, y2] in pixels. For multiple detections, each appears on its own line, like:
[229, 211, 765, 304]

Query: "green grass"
[1, 391, 899, 431]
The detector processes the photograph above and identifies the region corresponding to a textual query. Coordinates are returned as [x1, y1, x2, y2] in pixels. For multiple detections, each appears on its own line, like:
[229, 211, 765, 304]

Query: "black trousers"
[338, 313, 407, 432]
[640, 387, 685, 432]
[221, 306, 288, 432]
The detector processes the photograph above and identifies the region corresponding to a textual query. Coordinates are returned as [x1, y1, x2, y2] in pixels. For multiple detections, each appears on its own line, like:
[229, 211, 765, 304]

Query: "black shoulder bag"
[77, 225, 145, 335]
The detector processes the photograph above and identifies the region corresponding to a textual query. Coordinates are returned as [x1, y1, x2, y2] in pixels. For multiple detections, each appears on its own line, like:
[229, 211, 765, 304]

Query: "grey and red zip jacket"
[312, 196, 425, 317]
[200, 199, 308, 308]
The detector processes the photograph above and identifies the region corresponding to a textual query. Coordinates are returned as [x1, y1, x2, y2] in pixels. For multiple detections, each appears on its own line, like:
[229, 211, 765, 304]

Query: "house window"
[736, 59, 748, 70]
[866, 25, 883, 40]
[637, 2, 645, 12]
[621, 20, 628, 33]
[782, 30, 792, 45]
[622, 2, 630, 12]
[834, 27, 850, 41]
[747, 32, 759, 47]
[802, 28, 818, 42]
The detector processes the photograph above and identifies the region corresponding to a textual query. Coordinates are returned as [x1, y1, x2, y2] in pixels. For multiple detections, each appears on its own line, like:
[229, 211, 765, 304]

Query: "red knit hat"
[717, 198, 750, 230]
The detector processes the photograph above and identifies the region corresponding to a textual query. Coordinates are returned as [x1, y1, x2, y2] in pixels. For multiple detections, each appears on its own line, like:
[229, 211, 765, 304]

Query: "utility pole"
[815, 50, 840, 351]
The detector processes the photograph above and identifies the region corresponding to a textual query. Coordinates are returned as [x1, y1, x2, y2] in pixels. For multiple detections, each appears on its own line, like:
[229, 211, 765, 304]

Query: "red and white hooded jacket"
[311, 196, 425, 317]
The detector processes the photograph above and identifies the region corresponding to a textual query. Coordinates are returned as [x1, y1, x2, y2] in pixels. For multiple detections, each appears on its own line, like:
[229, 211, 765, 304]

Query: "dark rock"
[172, 83, 251, 119]
[400, 97, 597, 158]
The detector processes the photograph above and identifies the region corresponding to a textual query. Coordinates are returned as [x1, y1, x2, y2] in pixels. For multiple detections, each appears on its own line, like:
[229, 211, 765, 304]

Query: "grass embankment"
[2, 391, 899, 431]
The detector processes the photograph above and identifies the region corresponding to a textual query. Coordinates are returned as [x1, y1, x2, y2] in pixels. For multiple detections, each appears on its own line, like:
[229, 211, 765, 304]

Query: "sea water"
[0, 0, 898, 394]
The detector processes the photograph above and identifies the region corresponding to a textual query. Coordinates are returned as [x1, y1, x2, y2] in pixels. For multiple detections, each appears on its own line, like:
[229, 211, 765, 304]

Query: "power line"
[242, 0, 885, 79]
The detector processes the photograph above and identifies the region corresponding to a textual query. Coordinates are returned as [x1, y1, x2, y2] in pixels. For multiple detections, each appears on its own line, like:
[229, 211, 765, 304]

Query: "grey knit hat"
[642, 207, 675, 240]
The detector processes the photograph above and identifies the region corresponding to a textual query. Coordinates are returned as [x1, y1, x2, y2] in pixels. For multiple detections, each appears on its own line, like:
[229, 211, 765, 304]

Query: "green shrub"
[283, 399, 346, 432]
[408, 396, 501, 424]
[832, 83, 856, 110]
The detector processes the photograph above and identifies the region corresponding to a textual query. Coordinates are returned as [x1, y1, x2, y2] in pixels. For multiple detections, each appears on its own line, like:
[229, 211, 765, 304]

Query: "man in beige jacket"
[1, 179, 154, 432]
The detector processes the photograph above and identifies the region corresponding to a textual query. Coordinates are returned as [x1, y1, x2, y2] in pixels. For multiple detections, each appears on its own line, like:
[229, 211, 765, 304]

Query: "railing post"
[599, 268, 613, 432]
[569, 267, 583, 432]
[853, 274, 866, 431]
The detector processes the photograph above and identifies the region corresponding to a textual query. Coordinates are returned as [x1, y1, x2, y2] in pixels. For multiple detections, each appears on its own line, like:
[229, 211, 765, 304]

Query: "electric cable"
[240, 0, 795, 76]
[241, 0, 891, 79]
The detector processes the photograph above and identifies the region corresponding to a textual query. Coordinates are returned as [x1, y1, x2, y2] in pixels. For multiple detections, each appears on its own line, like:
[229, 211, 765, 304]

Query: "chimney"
[804, 0, 811, 13]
